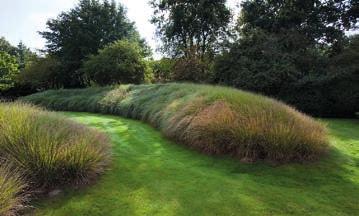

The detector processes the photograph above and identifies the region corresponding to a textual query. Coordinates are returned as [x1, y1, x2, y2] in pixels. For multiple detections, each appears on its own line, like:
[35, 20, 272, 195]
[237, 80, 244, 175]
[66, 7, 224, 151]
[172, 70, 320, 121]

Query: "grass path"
[33, 113, 359, 216]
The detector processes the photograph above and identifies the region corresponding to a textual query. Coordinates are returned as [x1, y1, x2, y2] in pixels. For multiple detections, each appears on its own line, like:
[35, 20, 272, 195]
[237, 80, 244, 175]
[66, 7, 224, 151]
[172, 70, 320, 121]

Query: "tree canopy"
[0, 37, 17, 56]
[150, 0, 231, 58]
[0, 37, 35, 70]
[40, 0, 149, 87]
[0, 51, 19, 91]
[239, 0, 359, 53]
[214, 0, 358, 116]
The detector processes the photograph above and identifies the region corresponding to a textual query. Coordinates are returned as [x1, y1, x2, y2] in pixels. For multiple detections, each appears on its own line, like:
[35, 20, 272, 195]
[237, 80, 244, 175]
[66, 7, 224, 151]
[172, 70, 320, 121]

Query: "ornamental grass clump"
[0, 103, 110, 187]
[0, 102, 111, 215]
[0, 165, 26, 216]
[22, 83, 328, 162]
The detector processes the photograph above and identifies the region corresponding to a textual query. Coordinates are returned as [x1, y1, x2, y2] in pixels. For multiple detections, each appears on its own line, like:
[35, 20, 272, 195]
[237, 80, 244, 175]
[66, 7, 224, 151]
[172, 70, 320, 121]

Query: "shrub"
[19, 55, 62, 90]
[0, 103, 111, 187]
[149, 58, 175, 82]
[172, 48, 213, 83]
[82, 40, 146, 86]
[0, 51, 19, 91]
[22, 83, 328, 163]
[0, 165, 26, 216]
[278, 35, 359, 117]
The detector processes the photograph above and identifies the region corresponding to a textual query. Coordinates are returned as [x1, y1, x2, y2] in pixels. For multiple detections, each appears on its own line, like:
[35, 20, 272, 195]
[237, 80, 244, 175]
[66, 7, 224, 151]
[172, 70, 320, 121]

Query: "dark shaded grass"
[23, 83, 328, 162]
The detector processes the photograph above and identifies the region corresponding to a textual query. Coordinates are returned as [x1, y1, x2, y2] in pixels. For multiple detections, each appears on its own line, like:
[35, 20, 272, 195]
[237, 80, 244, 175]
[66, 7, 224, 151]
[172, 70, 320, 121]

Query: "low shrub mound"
[22, 83, 328, 162]
[0, 103, 110, 215]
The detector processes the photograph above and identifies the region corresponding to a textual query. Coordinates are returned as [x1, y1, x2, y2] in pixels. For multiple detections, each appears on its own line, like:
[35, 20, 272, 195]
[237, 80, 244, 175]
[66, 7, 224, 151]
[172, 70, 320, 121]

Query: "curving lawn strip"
[34, 113, 359, 216]
[22, 83, 328, 162]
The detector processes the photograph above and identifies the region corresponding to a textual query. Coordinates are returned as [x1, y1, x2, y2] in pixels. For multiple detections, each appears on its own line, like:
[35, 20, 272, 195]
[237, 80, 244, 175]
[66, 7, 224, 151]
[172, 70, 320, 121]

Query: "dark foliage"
[19, 55, 63, 90]
[0, 84, 36, 101]
[214, 28, 330, 92]
[214, 0, 359, 117]
[281, 35, 359, 117]
[239, 0, 358, 53]
[172, 48, 213, 82]
[81, 40, 146, 86]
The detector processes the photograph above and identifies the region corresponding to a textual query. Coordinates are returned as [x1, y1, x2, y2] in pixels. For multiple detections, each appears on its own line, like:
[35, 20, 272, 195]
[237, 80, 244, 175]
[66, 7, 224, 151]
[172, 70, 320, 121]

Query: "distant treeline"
[0, 0, 358, 117]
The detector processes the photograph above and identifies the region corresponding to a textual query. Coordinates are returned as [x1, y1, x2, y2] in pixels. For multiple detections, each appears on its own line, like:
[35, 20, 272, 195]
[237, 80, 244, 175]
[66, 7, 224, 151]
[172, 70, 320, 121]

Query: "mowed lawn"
[33, 113, 359, 216]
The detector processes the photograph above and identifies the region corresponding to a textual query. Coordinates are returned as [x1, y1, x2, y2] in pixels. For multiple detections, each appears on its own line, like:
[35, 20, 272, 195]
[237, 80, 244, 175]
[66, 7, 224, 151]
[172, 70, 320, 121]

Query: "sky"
[0, 0, 240, 58]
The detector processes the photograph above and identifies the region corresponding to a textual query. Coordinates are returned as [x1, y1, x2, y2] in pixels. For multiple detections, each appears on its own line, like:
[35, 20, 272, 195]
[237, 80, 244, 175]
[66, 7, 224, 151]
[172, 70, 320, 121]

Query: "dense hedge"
[22, 83, 329, 163]
[214, 34, 359, 118]
[279, 76, 359, 117]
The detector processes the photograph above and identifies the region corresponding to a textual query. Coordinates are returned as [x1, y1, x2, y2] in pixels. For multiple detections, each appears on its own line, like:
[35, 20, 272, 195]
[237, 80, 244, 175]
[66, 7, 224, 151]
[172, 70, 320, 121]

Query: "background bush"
[0, 51, 19, 91]
[149, 58, 174, 83]
[82, 40, 146, 86]
[282, 35, 359, 117]
[172, 50, 213, 83]
[19, 55, 63, 90]
[23, 83, 328, 163]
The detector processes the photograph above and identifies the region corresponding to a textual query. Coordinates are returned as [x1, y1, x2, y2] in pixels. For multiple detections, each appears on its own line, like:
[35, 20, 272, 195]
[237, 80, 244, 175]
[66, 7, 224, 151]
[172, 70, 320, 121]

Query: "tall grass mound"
[0, 103, 110, 215]
[22, 83, 328, 162]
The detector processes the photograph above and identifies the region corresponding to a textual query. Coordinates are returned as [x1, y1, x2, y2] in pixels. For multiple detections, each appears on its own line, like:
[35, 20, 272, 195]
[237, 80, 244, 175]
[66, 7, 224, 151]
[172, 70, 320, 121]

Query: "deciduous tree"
[0, 51, 19, 90]
[40, 0, 149, 87]
[81, 40, 146, 86]
[150, 0, 231, 58]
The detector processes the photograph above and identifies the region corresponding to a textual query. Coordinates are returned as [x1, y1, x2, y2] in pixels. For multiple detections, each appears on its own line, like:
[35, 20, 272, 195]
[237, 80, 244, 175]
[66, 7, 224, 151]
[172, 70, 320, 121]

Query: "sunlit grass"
[23, 83, 328, 162]
[34, 113, 359, 216]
